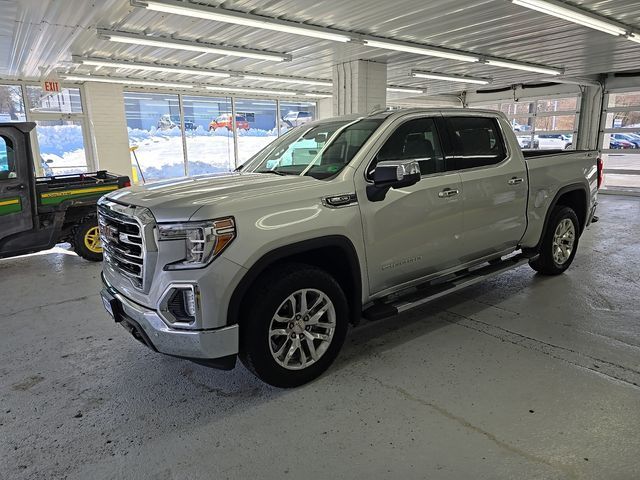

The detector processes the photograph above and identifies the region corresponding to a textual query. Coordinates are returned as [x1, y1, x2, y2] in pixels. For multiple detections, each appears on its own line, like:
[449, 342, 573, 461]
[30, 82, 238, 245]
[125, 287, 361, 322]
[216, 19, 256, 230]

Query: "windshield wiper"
[255, 169, 288, 176]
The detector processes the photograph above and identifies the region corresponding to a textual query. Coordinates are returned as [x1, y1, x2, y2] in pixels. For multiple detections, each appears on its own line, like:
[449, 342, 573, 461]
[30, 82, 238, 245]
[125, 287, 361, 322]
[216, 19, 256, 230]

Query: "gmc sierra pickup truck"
[99, 109, 601, 387]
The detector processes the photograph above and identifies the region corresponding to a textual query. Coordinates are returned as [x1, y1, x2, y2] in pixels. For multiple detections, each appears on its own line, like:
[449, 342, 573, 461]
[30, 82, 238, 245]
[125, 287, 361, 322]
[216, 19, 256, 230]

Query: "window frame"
[0, 134, 17, 181]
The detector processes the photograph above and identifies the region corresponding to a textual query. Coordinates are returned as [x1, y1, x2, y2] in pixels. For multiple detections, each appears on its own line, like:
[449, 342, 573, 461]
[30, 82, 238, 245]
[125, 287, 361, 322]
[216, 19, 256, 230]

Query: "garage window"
[473, 96, 580, 151]
[599, 90, 640, 193]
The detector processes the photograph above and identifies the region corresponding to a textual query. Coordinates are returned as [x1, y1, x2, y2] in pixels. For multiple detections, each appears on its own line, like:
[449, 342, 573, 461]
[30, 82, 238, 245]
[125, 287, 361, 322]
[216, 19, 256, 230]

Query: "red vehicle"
[209, 114, 250, 131]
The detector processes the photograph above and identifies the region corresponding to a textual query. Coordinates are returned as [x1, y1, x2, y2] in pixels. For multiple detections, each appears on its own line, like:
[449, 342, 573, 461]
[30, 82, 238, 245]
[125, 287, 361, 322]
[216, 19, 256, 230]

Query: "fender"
[227, 235, 363, 327]
[529, 183, 589, 252]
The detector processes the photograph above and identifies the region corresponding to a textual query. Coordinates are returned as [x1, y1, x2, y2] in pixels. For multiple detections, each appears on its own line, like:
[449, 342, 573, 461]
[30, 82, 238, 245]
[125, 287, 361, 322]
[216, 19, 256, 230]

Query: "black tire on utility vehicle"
[239, 263, 349, 388]
[529, 205, 580, 275]
[72, 216, 103, 262]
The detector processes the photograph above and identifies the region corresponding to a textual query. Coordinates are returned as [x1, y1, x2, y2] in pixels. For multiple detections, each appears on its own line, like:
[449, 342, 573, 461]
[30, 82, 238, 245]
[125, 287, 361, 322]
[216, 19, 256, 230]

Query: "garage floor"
[1, 194, 639, 480]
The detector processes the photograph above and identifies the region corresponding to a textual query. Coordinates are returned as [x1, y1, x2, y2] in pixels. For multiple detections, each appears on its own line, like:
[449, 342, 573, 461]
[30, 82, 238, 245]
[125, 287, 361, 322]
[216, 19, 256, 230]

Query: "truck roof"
[0, 122, 36, 133]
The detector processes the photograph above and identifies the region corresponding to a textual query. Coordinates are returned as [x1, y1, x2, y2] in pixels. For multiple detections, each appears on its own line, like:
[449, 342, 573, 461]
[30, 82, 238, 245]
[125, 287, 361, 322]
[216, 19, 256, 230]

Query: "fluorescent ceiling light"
[205, 86, 294, 96]
[139, 0, 351, 42]
[484, 59, 563, 75]
[74, 57, 230, 77]
[387, 87, 424, 94]
[364, 38, 479, 63]
[97, 29, 290, 61]
[411, 71, 491, 85]
[304, 93, 332, 98]
[628, 34, 640, 44]
[63, 75, 192, 89]
[243, 74, 332, 87]
[512, 0, 628, 36]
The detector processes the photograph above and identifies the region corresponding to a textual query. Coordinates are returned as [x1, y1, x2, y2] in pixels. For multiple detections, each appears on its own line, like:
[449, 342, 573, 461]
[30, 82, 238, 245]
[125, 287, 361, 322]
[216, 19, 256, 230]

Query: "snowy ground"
[35, 124, 278, 180]
[129, 127, 277, 181]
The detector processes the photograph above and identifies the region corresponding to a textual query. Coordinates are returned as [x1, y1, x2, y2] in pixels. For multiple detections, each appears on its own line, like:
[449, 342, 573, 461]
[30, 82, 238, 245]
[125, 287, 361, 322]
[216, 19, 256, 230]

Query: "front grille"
[98, 203, 145, 289]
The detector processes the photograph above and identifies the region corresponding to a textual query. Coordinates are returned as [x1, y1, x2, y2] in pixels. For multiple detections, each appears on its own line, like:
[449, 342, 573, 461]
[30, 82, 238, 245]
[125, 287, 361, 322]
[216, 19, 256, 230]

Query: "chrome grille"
[98, 203, 145, 289]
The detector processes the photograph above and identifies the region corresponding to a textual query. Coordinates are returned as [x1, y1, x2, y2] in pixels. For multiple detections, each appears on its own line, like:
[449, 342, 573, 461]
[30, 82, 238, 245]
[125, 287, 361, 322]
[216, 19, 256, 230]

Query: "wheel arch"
[228, 235, 363, 327]
[533, 183, 588, 251]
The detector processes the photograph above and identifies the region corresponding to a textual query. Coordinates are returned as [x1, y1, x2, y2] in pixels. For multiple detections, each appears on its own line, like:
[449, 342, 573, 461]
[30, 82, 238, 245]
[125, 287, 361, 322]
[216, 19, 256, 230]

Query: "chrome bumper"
[101, 276, 239, 362]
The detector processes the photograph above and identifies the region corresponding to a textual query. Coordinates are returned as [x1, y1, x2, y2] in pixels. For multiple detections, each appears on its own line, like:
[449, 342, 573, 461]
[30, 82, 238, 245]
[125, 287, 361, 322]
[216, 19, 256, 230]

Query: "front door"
[0, 126, 34, 243]
[355, 115, 464, 296]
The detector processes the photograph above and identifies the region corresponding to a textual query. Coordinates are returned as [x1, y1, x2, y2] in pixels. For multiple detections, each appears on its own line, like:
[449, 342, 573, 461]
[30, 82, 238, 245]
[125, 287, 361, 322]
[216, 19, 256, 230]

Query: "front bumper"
[101, 276, 239, 366]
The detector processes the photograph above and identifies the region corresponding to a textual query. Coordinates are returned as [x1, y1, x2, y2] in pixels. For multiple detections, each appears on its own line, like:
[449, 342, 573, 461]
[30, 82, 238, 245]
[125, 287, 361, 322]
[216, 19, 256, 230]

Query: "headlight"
[157, 217, 236, 270]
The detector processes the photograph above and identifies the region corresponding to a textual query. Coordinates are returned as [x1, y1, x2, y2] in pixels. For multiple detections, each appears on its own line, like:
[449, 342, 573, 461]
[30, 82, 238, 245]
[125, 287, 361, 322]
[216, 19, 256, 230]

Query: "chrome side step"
[362, 253, 533, 321]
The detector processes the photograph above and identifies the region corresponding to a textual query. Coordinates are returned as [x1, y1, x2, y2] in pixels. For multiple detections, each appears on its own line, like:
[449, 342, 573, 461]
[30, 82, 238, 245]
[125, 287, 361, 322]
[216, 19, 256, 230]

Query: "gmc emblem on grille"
[100, 224, 119, 242]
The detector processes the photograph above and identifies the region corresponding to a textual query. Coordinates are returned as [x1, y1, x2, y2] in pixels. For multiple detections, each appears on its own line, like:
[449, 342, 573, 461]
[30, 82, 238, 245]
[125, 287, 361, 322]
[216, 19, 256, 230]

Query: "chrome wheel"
[552, 218, 575, 265]
[268, 288, 336, 370]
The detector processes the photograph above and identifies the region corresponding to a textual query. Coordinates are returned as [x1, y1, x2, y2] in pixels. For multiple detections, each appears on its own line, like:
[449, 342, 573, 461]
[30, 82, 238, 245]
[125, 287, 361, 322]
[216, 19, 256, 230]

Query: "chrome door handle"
[508, 177, 524, 185]
[438, 188, 459, 198]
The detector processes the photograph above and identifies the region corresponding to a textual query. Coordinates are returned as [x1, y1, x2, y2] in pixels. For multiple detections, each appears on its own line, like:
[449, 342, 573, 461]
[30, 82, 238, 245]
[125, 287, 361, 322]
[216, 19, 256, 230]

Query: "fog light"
[162, 285, 200, 325]
[183, 289, 197, 317]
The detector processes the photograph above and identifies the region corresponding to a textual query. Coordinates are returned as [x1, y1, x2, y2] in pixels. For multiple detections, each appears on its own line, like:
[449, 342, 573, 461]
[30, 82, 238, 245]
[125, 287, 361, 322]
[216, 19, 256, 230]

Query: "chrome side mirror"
[373, 159, 421, 188]
[368, 159, 421, 202]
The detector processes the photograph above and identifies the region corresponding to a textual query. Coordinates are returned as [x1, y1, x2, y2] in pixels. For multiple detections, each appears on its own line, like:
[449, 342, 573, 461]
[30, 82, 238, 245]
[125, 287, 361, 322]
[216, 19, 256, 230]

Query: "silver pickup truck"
[99, 108, 601, 387]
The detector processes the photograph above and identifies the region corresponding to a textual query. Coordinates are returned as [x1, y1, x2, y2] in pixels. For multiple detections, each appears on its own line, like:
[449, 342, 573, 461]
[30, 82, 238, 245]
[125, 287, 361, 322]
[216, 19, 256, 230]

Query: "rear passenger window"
[370, 118, 444, 176]
[448, 117, 507, 170]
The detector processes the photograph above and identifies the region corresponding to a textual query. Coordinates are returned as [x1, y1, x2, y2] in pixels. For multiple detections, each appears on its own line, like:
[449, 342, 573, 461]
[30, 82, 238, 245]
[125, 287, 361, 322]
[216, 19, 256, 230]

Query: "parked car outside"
[156, 114, 195, 131]
[611, 133, 640, 148]
[209, 114, 250, 131]
[609, 137, 635, 149]
[537, 134, 573, 150]
[282, 111, 313, 128]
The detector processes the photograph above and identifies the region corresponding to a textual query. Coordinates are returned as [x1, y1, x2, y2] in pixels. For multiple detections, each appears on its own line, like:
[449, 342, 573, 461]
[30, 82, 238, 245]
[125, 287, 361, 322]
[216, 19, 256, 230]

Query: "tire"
[529, 206, 579, 275]
[239, 263, 349, 388]
[72, 217, 103, 262]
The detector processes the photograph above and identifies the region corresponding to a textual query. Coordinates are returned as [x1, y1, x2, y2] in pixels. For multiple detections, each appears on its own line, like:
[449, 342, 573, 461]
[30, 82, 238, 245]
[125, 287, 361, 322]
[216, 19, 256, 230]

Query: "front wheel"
[72, 217, 103, 262]
[529, 206, 579, 275]
[239, 263, 349, 387]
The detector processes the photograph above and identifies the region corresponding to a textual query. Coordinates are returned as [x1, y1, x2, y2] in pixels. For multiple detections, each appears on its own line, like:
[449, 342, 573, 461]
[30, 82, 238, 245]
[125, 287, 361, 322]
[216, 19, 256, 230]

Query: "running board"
[362, 254, 534, 321]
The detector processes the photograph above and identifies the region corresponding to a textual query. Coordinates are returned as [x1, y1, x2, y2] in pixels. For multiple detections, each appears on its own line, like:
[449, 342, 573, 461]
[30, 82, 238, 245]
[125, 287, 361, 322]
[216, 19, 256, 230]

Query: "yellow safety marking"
[40, 185, 118, 199]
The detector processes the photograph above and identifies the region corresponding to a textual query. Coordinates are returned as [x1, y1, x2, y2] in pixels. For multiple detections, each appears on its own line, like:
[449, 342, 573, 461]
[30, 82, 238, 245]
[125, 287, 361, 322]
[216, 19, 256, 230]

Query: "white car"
[282, 111, 313, 128]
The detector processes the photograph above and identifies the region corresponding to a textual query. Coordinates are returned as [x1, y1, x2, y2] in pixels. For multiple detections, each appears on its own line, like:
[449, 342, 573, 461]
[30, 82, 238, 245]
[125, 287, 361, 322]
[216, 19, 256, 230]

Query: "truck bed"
[521, 149, 591, 158]
[519, 149, 599, 248]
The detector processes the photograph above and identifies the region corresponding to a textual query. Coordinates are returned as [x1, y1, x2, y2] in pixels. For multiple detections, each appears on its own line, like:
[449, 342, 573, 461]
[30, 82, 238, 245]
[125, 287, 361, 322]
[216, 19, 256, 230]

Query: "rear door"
[0, 126, 34, 241]
[445, 115, 528, 261]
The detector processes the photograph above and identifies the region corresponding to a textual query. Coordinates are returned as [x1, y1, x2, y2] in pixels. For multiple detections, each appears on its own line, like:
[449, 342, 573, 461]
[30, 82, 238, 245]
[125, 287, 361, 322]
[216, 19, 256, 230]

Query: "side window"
[371, 118, 444, 176]
[0, 135, 17, 181]
[448, 117, 507, 170]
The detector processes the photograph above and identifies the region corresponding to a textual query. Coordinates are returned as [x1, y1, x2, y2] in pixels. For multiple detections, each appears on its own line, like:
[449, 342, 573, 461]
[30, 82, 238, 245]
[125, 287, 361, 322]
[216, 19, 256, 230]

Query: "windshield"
[243, 118, 383, 179]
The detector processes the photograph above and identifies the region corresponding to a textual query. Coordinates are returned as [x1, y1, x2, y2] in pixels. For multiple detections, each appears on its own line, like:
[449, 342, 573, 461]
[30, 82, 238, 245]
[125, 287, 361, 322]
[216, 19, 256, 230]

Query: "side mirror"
[368, 159, 421, 202]
[373, 159, 421, 188]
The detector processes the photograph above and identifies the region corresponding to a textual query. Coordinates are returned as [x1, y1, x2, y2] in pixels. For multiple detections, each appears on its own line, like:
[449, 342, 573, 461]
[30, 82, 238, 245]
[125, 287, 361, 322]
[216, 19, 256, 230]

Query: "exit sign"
[42, 80, 61, 93]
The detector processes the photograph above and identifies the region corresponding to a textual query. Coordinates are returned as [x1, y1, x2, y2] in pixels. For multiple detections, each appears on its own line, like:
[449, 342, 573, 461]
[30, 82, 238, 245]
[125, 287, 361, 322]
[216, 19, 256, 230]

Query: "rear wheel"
[529, 206, 579, 275]
[73, 217, 103, 262]
[239, 263, 349, 387]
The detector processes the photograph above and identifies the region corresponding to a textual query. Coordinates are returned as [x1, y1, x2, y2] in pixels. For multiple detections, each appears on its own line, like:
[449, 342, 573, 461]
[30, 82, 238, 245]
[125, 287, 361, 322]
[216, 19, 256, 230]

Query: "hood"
[105, 172, 318, 222]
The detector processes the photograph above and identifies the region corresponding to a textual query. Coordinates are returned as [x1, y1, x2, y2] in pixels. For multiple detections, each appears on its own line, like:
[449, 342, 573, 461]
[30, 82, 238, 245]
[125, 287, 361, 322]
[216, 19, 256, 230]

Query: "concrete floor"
[1, 195, 639, 480]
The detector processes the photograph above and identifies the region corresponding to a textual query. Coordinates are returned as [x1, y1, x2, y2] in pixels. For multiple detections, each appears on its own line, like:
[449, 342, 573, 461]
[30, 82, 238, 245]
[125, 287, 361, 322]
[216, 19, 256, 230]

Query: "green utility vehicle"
[0, 122, 130, 261]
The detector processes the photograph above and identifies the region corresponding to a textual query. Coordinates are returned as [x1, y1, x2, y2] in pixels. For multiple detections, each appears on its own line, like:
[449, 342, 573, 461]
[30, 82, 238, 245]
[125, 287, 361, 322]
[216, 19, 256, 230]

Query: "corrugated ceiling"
[2, 0, 640, 96]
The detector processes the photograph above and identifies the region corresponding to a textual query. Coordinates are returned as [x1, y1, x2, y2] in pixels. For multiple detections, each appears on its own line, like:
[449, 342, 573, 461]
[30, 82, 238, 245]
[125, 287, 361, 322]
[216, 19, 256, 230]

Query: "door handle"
[6, 183, 25, 191]
[438, 188, 459, 198]
[508, 177, 524, 185]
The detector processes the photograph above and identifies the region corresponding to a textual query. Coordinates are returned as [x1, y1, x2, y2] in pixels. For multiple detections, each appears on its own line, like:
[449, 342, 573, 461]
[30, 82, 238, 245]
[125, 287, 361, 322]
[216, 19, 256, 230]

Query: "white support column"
[576, 85, 604, 150]
[333, 60, 386, 116]
[83, 82, 131, 177]
[317, 97, 333, 119]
